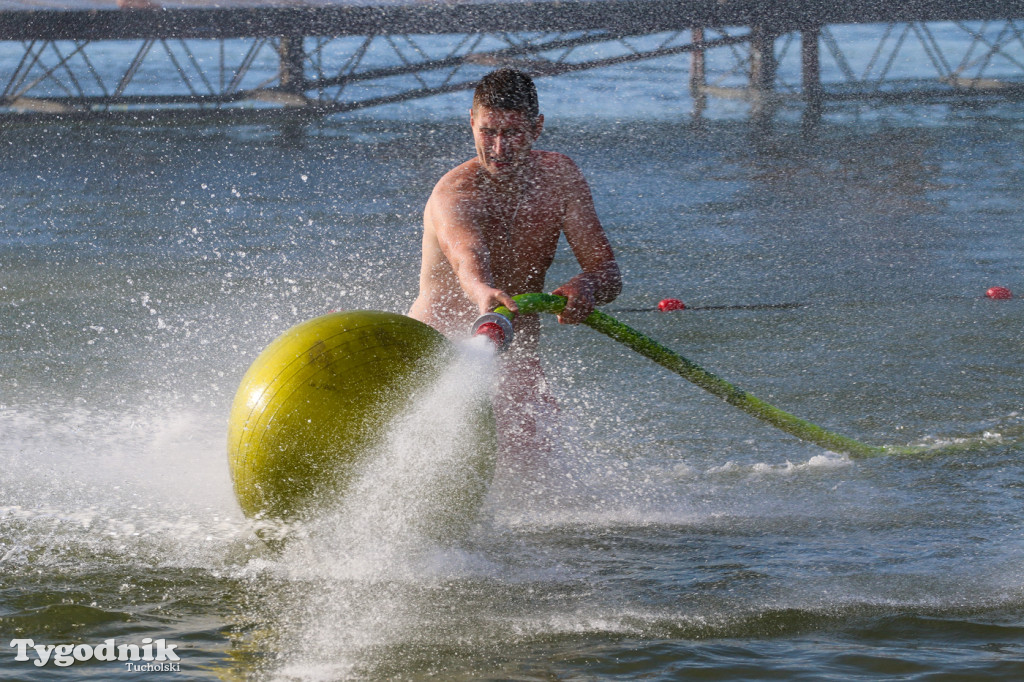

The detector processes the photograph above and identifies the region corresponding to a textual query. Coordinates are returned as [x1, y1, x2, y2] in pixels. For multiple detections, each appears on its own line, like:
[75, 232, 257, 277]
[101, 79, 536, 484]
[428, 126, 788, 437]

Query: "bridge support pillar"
[690, 27, 707, 116]
[801, 25, 823, 123]
[750, 24, 778, 119]
[278, 35, 307, 100]
[749, 25, 778, 98]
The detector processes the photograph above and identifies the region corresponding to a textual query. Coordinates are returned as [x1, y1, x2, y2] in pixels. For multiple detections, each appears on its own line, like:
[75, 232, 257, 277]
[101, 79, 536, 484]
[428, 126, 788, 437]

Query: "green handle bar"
[495, 292, 886, 459]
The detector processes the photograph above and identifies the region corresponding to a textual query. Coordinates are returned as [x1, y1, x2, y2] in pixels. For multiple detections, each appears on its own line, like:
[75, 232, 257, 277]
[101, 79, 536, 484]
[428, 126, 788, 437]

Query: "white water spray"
[263, 338, 501, 679]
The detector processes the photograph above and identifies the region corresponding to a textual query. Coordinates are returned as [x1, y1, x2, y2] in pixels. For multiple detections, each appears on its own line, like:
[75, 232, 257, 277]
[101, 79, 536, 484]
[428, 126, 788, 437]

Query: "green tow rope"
[495, 293, 887, 458]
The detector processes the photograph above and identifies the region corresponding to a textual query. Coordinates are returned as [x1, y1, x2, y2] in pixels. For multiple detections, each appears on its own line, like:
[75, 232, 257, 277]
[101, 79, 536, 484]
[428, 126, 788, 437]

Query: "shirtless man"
[409, 68, 621, 457]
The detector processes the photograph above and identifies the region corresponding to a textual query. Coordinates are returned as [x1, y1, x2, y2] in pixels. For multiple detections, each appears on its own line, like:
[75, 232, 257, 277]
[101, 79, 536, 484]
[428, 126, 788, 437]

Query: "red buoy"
[658, 298, 686, 312]
[986, 286, 1013, 300]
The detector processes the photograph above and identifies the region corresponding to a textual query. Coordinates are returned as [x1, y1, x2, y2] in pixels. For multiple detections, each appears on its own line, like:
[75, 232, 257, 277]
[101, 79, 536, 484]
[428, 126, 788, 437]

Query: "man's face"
[470, 106, 543, 177]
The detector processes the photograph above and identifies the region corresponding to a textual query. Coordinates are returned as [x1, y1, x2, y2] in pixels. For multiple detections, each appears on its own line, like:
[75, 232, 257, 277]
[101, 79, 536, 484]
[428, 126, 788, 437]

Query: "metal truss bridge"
[1, 0, 1023, 121]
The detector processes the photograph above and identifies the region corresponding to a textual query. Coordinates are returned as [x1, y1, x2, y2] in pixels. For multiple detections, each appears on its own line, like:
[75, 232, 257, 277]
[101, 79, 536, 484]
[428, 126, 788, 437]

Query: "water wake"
[0, 403, 247, 572]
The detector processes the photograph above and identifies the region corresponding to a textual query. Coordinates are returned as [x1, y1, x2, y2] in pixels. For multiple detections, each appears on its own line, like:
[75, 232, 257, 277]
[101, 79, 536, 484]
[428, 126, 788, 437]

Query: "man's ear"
[532, 114, 544, 139]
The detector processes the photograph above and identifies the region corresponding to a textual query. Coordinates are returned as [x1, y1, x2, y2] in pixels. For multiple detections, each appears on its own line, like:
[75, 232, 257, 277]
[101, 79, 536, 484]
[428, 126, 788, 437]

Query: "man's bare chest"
[479, 191, 561, 252]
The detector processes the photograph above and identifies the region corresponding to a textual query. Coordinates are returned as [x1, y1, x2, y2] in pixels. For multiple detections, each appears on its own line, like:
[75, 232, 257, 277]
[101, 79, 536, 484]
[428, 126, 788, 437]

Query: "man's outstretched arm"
[552, 157, 622, 324]
[427, 184, 519, 317]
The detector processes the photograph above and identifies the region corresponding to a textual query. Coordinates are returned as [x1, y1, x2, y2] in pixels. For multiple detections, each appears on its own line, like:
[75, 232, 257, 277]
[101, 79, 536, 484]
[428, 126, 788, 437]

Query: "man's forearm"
[450, 247, 521, 315]
[563, 261, 622, 305]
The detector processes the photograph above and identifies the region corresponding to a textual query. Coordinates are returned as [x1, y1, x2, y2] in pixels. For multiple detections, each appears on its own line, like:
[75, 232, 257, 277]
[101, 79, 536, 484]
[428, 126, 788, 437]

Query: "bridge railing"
[1, 18, 1021, 120]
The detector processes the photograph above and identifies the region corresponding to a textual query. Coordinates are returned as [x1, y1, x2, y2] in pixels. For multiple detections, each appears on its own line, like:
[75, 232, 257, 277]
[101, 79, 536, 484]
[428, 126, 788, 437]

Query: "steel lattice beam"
[1, 16, 1023, 119]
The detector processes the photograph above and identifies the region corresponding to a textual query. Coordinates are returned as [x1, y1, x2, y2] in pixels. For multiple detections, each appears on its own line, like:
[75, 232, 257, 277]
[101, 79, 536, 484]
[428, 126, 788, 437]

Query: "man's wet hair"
[473, 68, 540, 119]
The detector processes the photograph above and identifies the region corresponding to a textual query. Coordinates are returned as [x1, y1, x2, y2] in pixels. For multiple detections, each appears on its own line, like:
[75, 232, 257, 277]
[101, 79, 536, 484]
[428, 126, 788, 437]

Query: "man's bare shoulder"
[533, 150, 585, 183]
[433, 159, 481, 197]
[425, 160, 484, 228]
[534, 149, 575, 167]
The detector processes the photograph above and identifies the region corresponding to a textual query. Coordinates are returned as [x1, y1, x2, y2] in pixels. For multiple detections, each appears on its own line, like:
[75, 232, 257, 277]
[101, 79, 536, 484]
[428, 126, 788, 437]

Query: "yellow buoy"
[227, 311, 495, 522]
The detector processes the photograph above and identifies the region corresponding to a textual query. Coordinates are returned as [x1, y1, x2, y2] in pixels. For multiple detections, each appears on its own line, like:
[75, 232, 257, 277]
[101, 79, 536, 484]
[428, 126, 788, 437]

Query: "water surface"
[2, 74, 1023, 680]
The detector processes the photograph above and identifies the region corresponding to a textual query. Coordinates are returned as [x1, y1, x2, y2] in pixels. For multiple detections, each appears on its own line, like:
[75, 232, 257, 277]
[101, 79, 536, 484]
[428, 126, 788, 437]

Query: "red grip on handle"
[474, 321, 506, 347]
